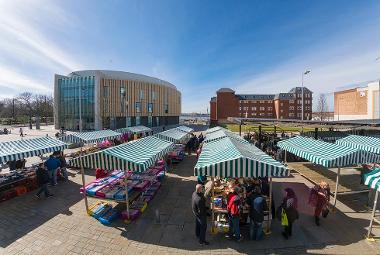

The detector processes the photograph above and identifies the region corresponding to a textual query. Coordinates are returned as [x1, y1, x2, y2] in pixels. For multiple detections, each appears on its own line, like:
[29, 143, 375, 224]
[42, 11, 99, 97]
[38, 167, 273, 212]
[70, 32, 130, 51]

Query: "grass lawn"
[224, 123, 317, 133]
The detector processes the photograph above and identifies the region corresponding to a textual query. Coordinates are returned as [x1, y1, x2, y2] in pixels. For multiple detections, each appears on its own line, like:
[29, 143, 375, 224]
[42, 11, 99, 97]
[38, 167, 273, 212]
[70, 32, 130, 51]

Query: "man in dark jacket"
[35, 163, 53, 198]
[248, 186, 268, 240]
[191, 184, 209, 245]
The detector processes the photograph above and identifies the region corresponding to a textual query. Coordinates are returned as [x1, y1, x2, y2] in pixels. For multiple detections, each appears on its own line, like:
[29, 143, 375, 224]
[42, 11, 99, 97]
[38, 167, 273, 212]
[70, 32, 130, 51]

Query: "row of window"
[135, 102, 169, 113]
[103, 87, 162, 102]
[240, 100, 273, 104]
[239, 106, 273, 111]
[296, 93, 311, 98]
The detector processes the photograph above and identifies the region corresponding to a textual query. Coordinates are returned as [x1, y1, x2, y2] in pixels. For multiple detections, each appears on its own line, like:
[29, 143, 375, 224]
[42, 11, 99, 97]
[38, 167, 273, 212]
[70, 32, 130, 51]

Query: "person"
[227, 186, 242, 241]
[248, 186, 268, 240]
[191, 184, 209, 245]
[45, 155, 60, 186]
[198, 133, 204, 144]
[197, 175, 207, 185]
[58, 152, 69, 181]
[19, 127, 23, 137]
[278, 188, 298, 239]
[35, 163, 53, 198]
[186, 135, 195, 155]
[309, 181, 330, 226]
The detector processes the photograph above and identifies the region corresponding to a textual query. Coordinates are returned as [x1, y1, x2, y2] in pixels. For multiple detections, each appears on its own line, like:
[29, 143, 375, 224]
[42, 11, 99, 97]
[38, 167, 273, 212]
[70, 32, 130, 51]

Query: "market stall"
[205, 126, 223, 134]
[115, 125, 152, 140]
[336, 135, 380, 154]
[277, 136, 380, 208]
[364, 169, 380, 240]
[302, 131, 348, 143]
[60, 129, 122, 144]
[0, 136, 68, 202]
[70, 136, 175, 219]
[195, 135, 289, 234]
[176, 125, 194, 133]
[204, 128, 249, 144]
[154, 128, 190, 162]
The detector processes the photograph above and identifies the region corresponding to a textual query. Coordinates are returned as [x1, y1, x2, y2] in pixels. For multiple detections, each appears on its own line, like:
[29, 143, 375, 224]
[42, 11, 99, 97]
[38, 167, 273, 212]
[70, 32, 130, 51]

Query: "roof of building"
[274, 93, 295, 100]
[288, 87, 313, 93]
[217, 88, 235, 93]
[236, 94, 275, 100]
[62, 70, 177, 90]
[210, 97, 217, 102]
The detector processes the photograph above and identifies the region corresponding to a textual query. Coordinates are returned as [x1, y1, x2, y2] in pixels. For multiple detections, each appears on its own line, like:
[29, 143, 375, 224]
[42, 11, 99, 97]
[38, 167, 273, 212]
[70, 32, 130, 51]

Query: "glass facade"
[58, 76, 95, 130]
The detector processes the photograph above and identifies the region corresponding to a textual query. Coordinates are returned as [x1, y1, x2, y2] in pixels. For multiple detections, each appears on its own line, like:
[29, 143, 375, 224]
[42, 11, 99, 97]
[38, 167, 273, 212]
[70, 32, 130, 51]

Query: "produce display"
[83, 161, 167, 224]
[168, 144, 185, 163]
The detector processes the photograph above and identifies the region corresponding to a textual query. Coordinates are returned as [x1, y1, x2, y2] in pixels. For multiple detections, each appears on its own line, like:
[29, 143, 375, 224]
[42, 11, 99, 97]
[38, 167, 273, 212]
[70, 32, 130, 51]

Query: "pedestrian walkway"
[0, 155, 379, 254]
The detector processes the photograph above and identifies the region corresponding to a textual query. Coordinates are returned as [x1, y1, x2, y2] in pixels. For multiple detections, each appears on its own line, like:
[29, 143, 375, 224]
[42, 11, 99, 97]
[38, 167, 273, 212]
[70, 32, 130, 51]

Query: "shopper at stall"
[309, 181, 330, 226]
[191, 184, 209, 245]
[58, 152, 68, 181]
[227, 186, 242, 241]
[278, 188, 298, 239]
[248, 186, 268, 240]
[35, 163, 53, 198]
[45, 155, 61, 186]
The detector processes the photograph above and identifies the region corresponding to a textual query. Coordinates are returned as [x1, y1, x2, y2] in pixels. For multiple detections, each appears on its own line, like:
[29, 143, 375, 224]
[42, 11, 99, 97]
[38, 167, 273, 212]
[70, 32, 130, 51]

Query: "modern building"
[334, 80, 380, 121]
[210, 87, 312, 123]
[54, 70, 181, 130]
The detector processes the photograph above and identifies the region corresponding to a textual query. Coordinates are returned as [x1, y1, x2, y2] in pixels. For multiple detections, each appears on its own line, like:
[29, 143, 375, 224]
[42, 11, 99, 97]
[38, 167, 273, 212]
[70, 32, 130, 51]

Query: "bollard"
[155, 209, 160, 223]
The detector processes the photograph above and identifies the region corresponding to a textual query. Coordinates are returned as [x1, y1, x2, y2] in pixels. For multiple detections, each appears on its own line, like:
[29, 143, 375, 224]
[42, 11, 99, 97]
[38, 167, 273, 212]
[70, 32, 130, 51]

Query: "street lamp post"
[301, 70, 311, 121]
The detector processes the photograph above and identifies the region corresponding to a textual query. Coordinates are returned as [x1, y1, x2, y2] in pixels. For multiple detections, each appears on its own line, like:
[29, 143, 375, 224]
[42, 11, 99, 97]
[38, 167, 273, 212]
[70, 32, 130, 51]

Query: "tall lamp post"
[301, 70, 311, 121]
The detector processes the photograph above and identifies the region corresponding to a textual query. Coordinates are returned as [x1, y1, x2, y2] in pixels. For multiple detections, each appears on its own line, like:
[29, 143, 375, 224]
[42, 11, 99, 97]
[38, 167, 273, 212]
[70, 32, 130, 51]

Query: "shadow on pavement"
[0, 177, 83, 248]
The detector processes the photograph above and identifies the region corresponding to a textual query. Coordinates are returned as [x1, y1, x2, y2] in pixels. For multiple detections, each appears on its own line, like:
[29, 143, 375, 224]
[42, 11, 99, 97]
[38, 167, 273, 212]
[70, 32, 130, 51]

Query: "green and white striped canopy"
[0, 137, 67, 164]
[205, 129, 249, 144]
[277, 136, 364, 168]
[155, 128, 190, 144]
[60, 130, 122, 144]
[69, 136, 174, 172]
[115, 125, 152, 135]
[176, 125, 194, 133]
[336, 135, 380, 155]
[206, 126, 223, 134]
[364, 168, 380, 192]
[195, 136, 288, 178]
[303, 131, 348, 142]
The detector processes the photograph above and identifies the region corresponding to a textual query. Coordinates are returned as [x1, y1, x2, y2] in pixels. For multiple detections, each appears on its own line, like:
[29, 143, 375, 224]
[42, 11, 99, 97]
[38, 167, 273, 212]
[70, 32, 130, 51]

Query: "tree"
[18, 92, 34, 129]
[316, 93, 328, 121]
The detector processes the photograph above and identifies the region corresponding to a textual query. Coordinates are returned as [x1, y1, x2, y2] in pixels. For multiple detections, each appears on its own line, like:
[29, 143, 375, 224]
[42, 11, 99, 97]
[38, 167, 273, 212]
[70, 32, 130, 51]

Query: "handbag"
[322, 207, 329, 218]
[281, 208, 289, 226]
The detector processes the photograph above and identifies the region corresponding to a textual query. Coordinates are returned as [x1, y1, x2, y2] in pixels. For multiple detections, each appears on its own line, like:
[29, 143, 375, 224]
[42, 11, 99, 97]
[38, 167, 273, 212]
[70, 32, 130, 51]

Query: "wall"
[334, 88, 368, 120]
[216, 91, 239, 121]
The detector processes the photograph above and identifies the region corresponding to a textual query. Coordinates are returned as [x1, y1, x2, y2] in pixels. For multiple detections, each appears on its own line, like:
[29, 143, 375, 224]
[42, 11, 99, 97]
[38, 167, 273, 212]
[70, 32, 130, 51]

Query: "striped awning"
[0, 137, 68, 164]
[205, 129, 249, 144]
[364, 168, 380, 192]
[206, 126, 223, 134]
[155, 128, 190, 144]
[195, 136, 288, 178]
[303, 131, 348, 142]
[277, 136, 364, 168]
[336, 135, 380, 155]
[60, 130, 122, 144]
[176, 125, 194, 133]
[69, 136, 174, 172]
[115, 125, 152, 135]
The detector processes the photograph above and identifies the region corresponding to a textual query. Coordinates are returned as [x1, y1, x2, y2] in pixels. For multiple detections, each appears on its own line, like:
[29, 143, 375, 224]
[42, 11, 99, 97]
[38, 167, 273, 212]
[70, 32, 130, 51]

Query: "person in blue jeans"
[227, 186, 242, 241]
[45, 154, 61, 185]
[248, 186, 268, 240]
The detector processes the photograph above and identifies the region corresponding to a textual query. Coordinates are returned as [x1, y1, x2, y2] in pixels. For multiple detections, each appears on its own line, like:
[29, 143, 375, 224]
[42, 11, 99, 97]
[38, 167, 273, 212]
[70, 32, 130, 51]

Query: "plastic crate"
[98, 208, 120, 225]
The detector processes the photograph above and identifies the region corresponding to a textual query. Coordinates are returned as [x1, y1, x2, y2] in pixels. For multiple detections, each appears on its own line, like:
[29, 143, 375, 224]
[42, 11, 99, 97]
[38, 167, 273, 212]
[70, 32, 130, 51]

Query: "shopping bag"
[281, 208, 289, 226]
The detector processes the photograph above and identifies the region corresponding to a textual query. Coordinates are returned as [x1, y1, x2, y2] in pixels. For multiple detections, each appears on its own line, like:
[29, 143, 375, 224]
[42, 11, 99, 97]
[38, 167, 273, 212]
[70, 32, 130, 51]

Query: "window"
[127, 117, 131, 127]
[268, 107, 273, 111]
[239, 107, 242, 111]
[140, 90, 144, 100]
[152, 91, 156, 101]
[297, 100, 302, 104]
[289, 100, 294, 104]
[289, 106, 294, 110]
[148, 116, 152, 127]
[297, 106, 302, 110]
[148, 103, 153, 113]
[259, 107, 265, 111]
[136, 116, 141, 125]
[120, 87, 126, 97]
[289, 113, 294, 117]
[297, 113, 301, 117]
[252, 107, 257, 111]
[268, 100, 272, 103]
[280, 103, 283, 107]
[243, 107, 248, 111]
[156, 117, 160, 126]
[259, 113, 265, 116]
[260, 100, 265, 104]
[135, 102, 141, 113]
[306, 106, 311, 110]
[251, 112, 256, 116]
[164, 104, 169, 114]
[280, 109, 284, 113]
[103, 86, 109, 97]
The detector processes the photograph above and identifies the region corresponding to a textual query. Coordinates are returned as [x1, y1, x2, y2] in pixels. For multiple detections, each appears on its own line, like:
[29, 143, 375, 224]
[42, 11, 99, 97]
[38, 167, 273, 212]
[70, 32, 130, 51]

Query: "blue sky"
[1, 0, 380, 112]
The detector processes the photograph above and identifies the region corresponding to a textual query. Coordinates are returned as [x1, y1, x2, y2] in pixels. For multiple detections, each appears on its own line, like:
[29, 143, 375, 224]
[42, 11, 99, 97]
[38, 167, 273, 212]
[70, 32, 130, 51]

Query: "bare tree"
[18, 92, 34, 129]
[316, 93, 328, 121]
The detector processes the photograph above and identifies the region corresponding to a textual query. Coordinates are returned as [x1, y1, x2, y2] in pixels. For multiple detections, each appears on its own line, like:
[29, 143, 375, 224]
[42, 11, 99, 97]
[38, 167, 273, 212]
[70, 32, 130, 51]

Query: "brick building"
[334, 80, 380, 120]
[210, 87, 312, 123]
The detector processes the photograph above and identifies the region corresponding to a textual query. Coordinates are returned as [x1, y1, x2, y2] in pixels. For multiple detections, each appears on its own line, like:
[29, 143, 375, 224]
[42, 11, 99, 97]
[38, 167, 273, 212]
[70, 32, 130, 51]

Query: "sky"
[1, 0, 380, 113]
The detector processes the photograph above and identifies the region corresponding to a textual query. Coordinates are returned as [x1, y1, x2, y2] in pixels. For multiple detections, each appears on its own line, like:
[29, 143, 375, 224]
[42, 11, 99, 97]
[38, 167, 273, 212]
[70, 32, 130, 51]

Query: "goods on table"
[82, 161, 167, 223]
[168, 144, 185, 163]
[0, 167, 38, 203]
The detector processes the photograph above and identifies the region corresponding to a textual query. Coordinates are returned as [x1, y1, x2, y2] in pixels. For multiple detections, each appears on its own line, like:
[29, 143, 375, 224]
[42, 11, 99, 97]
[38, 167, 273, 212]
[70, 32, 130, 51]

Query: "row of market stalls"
[196, 126, 380, 239]
[195, 126, 289, 233]
[277, 134, 380, 239]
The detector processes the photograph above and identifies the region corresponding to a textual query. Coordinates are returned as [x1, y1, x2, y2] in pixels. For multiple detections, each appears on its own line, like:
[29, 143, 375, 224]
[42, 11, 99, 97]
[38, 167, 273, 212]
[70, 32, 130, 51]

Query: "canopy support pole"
[125, 172, 130, 218]
[333, 167, 341, 209]
[366, 190, 379, 240]
[211, 177, 215, 234]
[80, 147, 89, 213]
[266, 177, 273, 234]
[284, 150, 287, 163]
